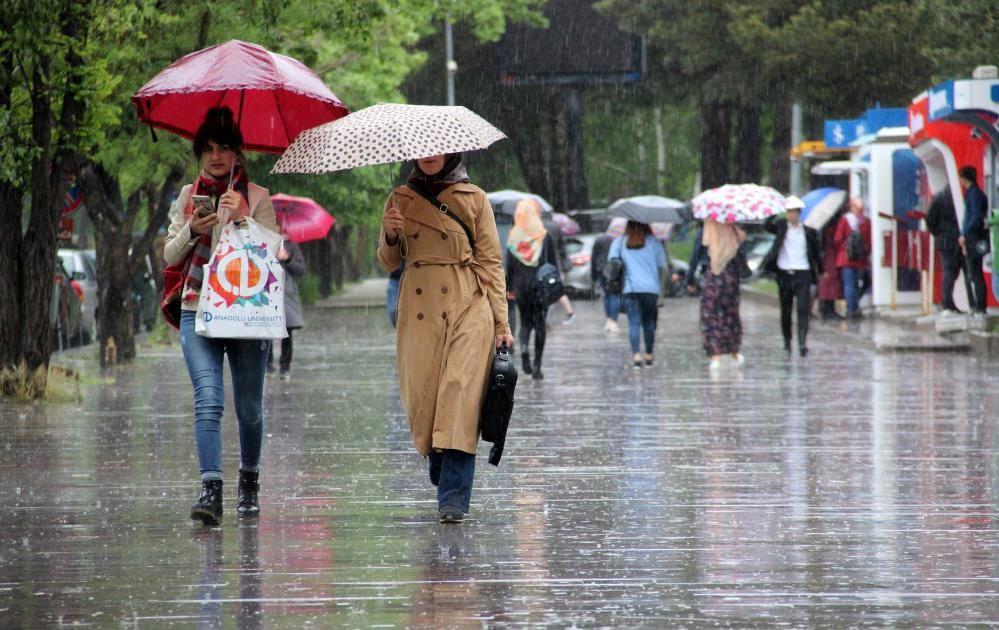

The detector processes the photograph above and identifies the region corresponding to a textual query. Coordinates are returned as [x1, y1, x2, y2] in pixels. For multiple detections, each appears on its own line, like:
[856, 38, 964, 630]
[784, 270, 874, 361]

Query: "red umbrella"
[132, 40, 348, 154]
[270, 194, 335, 243]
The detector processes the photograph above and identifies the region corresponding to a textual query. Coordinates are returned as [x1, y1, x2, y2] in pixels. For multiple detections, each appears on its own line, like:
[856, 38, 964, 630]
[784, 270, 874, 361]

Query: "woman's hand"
[495, 333, 515, 349]
[383, 206, 404, 244]
[190, 211, 219, 236]
[220, 190, 244, 222]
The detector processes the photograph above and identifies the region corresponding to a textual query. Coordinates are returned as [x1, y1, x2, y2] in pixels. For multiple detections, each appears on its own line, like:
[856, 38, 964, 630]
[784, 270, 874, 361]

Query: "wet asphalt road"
[1, 296, 997, 626]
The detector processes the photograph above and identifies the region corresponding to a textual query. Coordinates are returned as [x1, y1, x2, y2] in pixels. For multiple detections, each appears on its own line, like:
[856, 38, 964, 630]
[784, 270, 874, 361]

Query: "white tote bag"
[195, 218, 288, 339]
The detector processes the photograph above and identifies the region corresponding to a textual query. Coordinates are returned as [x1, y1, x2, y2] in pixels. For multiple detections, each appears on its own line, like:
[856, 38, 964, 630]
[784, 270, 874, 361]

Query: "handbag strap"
[408, 185, 477, 255]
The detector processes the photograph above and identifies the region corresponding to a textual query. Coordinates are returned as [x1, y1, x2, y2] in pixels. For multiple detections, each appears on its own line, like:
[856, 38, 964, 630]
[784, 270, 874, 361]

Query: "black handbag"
[479, 342, 518, 466]
[534, 262, 564, 306]
[603, 257, 624, 294]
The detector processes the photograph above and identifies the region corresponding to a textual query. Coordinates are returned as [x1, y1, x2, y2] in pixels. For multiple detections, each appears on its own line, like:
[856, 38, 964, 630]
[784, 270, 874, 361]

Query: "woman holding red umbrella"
[163, 107, 278, 526]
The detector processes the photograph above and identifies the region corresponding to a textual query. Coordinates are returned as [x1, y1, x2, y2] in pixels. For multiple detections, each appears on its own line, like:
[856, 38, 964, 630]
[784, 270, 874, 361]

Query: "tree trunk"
[0, 47, 23, 378]
[770, 98, 792, 192]
[496, 86, 550, 198]
[654, 107, 666, 196]
[734, 103, 762, 184]
[698, 100, 732, 190]
[547, 89, 569, 211]
[564, 86, 589, 210]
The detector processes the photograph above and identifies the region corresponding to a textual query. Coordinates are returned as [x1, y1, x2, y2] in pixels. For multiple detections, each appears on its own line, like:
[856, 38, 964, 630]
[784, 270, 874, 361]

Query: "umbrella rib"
[272, 89, 293, 147]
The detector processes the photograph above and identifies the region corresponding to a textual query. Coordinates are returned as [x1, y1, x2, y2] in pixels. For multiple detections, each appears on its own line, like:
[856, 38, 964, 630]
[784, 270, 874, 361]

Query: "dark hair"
[960, 166, 977, 183]
[625, 220, 652, 249]
[192, 107, 244, 159]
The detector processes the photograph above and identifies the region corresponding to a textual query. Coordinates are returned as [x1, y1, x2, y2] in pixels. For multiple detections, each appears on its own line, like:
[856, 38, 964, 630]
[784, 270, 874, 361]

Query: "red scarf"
[181, 162, 251, 303]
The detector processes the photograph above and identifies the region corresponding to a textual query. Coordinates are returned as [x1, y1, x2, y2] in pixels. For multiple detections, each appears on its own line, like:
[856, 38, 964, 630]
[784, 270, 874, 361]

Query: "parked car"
[741, 230, 775, 280]
[58, 248, 97, 344]
[564, 233, 599, 298]
[131, 251, 158, 333]
[51, 257, 86, 350]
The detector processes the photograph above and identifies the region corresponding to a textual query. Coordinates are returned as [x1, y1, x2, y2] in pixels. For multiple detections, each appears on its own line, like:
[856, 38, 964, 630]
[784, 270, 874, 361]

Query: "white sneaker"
[709, 357, 722, 371]
[734, 353, 745, 366]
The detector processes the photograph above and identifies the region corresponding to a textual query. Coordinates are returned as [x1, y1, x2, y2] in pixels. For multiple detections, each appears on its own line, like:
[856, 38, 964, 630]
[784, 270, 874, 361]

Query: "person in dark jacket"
[958, 166, 990, 314]
[686, 225, 707, 295]
[762, 196, 823, 356]
[591, 234, 622, 333]
[505, 199, 559, 379]
[924, 188, 969, 313]
[267, 226, 306, 380]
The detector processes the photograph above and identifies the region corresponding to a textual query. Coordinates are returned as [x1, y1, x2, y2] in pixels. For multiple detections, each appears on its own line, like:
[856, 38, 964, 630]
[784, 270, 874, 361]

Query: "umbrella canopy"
[692, 184, 784, 223]
[606, 217, 672, 241]
[802, 187, 847, 230]
[132, 40, 348, 154]
[551, 212, 581, 236]
[608, 195, 691, 225]
[486, 189, 553, 216]
[271, 103, 506, 174]
[270, 194, 335, 244]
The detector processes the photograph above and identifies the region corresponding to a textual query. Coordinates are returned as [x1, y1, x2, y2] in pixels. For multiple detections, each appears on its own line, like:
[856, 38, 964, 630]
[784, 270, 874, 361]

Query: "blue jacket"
[962, 183, 989, 242]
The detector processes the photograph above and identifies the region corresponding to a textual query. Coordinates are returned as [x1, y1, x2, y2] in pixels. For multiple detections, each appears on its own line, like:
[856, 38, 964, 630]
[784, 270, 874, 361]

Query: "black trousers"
[778, 270, 811, 349]
[940, 247, 970, 311]
[965, 243, 989, 313]
[267, 330, 294, 371]
[517, 297, 546, 368]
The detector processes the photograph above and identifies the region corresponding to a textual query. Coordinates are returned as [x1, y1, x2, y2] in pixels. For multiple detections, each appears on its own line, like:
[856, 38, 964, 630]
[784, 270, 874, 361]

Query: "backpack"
[602, 257, 624, 294]
[534, 262, 564, 306]
[846, 229, 867, 261]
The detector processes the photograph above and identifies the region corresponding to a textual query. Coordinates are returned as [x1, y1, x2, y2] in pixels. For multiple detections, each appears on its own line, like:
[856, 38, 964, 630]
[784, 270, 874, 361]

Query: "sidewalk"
[742, 283, 972, 353]
[313, 277, 389, 309]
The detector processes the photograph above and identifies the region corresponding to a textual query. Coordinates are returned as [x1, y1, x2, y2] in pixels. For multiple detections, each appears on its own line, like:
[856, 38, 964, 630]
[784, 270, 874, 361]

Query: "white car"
[563, 233, 599, 298]
[57, 248, 98, 344]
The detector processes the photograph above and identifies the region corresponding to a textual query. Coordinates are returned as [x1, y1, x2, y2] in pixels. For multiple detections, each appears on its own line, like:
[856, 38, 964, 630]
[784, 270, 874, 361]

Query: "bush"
[299, 274, 320, 307]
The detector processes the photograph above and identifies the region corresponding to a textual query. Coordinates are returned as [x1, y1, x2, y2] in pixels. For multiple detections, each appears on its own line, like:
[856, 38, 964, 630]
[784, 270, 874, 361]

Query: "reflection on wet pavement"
[1, 299, 997, 625]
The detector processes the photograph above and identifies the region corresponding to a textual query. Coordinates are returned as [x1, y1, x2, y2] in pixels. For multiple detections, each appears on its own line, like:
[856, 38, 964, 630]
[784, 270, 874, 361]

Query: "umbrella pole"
[228, 90, 246, 190]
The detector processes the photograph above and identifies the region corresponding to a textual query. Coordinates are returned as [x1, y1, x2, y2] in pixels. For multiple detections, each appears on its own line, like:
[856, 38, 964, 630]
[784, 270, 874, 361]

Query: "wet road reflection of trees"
[1, 300, 997, 625]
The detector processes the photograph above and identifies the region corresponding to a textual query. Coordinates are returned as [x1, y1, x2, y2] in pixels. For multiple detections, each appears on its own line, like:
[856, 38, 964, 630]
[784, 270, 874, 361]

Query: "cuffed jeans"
[180, 310, 268, 481]
[603, 290, 622, 321]
[624, 292, 658, 354]
[429, 449, 475, 513]
[841, 267, 863, 315]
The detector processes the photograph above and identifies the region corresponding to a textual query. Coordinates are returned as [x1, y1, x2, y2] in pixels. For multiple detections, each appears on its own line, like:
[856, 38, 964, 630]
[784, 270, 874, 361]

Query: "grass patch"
[146, 317, 175, 347]
[749, 278, 779, 296]
[1, 363, 82, 403]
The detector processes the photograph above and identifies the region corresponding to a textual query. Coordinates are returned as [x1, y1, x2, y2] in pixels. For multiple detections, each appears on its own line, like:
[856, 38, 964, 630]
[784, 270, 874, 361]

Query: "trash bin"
[990, 209, 999, 275]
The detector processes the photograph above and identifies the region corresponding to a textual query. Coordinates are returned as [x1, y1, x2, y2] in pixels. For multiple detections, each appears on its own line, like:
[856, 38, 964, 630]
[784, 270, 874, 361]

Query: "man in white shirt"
[762, 196, 823, 357]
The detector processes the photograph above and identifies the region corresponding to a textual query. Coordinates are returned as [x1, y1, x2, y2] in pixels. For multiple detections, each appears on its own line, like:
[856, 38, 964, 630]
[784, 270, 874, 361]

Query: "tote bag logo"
[207, 242, 279, 307]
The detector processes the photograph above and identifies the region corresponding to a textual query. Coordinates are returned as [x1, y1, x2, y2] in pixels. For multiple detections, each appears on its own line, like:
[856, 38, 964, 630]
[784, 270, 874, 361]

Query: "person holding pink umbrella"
[163, 107, 279, 525]
[700, 220, 747, 370]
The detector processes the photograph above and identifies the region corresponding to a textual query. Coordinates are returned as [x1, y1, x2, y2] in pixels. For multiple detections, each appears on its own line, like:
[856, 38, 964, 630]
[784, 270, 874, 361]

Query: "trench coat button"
[416, 288, 422, 295]
[442, 312, 447, 320]
[417, 313, 424, 320]
[441, 287, 449, 294]
[441, 233, 448, 240]
[414, 262, 422, 268]
[412, 233, 419, 239]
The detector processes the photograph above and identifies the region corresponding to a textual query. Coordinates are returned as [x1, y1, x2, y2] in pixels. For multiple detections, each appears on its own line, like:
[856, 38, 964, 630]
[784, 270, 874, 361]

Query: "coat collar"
[395, 184, 477, 233]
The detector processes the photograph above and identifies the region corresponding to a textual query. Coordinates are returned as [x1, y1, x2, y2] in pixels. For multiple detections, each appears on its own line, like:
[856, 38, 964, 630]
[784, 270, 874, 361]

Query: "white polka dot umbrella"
[271, 102, 506, 174]
[691, 184, 785, 223]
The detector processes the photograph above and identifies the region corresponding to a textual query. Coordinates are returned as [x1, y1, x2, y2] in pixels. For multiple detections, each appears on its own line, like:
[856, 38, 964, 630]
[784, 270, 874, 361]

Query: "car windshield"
[565, 239, 584, 256]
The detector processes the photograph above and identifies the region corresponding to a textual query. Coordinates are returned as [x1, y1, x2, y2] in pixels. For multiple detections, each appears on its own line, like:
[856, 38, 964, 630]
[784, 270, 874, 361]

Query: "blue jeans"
[387, 277, 401, 328]
[180, 310, 268, 481]
[624, 292, 658, 354]
[603, 290, 622, 321]
[428, 449, 475, 513]
[841, 267, 862, 314]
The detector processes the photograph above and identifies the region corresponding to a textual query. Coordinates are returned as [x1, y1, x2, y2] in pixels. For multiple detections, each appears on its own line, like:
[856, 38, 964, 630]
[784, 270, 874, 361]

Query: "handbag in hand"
[479, 342, 518, 466]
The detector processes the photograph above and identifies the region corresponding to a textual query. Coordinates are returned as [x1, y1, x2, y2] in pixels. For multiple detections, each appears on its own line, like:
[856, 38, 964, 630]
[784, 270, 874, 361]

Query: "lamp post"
[445, 13, 456, 106]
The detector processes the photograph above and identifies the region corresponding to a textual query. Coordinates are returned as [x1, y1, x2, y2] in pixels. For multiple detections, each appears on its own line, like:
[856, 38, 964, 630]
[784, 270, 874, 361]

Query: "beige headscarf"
[703, 220, 743, 275]
[507, 199, 547, 266]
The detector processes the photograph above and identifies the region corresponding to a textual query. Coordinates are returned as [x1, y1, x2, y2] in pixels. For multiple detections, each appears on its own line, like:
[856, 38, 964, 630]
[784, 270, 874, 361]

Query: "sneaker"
[564, 312, 576, 325]
[279, 370, 290, 382]
[709, 357, 722, 371]
[799, 347, 808, 358]
[733, 353, 745, 366]
[644, 354, 654, 366]
[439, 505, 465, 524]
[607, 321, 620, 334]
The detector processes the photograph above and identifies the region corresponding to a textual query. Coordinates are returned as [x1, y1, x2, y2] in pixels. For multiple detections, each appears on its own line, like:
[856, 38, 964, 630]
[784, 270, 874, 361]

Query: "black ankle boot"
[521, 351, 532, 375]
[236, 469, 260, 517]
[532, 357, 544, 380]
[191, 479, 223, 526]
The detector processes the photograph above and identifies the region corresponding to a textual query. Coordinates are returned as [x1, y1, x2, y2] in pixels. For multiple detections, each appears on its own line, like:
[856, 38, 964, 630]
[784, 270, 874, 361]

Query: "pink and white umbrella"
[691, 184, 784, 223]
[551, 212, 581, 236]
[606, 217, 672, 241]
[270, 193, 335, 243]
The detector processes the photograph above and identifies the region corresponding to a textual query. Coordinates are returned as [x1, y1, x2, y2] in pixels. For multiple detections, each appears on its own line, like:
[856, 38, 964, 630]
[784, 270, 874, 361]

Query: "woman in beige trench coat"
[378, 153, 514, 524]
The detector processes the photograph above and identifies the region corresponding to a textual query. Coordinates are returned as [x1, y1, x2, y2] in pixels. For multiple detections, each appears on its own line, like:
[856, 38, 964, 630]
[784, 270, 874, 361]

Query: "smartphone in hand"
[192, 195, 214, 218]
